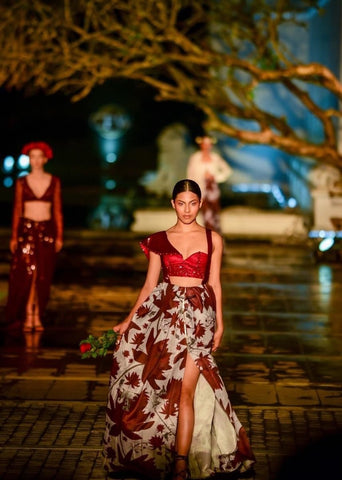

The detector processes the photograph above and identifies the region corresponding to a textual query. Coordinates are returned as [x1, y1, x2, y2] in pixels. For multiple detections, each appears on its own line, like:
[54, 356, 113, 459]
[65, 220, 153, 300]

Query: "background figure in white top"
[187, 135, 232, 232]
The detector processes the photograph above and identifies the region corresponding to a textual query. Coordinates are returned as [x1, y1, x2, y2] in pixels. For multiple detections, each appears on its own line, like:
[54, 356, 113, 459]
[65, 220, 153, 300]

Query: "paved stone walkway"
[0, 230, 342, 479]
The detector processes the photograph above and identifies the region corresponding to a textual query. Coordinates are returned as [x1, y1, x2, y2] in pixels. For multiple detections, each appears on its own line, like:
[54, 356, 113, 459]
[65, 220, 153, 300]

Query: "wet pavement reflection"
[0, 230, 342, 479]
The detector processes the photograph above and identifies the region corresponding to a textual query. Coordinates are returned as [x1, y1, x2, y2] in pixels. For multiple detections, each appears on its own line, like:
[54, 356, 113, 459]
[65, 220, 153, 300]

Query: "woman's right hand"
[212, 327, 224, 353]
[113, 319, 131, 336]
[10, 239, 17, 254]
[55, 239, 63, 252]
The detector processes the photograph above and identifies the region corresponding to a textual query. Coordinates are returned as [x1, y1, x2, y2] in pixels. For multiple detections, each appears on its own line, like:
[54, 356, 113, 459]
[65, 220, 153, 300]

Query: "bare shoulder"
[211, 230, 224, 250]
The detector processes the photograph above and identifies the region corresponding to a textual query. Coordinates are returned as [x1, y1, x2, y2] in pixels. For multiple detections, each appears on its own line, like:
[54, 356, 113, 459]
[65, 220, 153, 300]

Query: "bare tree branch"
[0, 0, 341, 168]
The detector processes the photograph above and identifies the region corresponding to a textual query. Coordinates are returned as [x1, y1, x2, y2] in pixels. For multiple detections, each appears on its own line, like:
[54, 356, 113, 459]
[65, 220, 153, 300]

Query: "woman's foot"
[172, 454, 190, 480]
[23, 313, 34, 332]
[33, 313, 44, 332]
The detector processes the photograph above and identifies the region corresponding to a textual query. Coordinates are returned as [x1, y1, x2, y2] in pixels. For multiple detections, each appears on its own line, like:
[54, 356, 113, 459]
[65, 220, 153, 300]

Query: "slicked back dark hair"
[172, 179, 202, 201]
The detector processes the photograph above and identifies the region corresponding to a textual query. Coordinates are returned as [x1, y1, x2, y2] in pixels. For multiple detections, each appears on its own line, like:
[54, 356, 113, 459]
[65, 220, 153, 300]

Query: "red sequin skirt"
[6, 217, 57, 327]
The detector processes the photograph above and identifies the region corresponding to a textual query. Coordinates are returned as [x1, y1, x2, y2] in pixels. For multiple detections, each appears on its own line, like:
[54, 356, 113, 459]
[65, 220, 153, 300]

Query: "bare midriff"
[23, 201, 52, 222]
[169, 276, 203, 287]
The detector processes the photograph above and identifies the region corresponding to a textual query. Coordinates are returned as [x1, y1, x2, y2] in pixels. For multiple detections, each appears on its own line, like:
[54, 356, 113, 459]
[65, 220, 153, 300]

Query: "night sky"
[0, 79, 204, 228]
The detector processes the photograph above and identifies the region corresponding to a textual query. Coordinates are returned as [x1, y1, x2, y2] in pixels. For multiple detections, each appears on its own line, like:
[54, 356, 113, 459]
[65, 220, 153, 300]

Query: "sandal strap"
[175, 454, 188, 461]
[173, 454, 190, 480]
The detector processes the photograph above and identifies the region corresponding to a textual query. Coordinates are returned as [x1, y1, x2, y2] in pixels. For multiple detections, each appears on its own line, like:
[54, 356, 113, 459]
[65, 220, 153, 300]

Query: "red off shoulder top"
[140, 229, 212, 284]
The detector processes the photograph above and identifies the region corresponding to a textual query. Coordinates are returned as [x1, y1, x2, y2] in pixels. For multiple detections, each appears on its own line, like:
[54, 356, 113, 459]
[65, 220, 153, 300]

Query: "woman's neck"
[30, 168, 47, 176]
[201, 150, 211, 162]
[172, 221, 202, 233]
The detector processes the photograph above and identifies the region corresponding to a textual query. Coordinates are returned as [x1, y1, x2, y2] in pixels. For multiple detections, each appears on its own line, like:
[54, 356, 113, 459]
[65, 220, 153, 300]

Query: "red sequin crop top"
[11, 175, 63, 243]
[140, 229, 212, 284]
[21, 175, 58, 203]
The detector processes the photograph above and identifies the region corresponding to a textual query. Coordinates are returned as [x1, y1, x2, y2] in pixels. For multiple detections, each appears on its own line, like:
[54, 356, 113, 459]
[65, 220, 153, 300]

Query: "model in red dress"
[103, 179, 255, 479]
[6, 142, 63, 332]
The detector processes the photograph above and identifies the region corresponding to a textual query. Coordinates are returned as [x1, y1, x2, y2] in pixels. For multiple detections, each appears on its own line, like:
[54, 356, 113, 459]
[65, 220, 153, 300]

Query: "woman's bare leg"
[25, 270, 44, 331]
[26, 269, 37, 309]
[32, 287, 43, 330]
[173, 353, 200, 478]
[23, 271, 36, 330]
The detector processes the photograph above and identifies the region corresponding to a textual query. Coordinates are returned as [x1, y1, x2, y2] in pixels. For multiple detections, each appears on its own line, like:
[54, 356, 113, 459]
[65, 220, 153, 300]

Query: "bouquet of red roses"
[79, 330, 118, 359]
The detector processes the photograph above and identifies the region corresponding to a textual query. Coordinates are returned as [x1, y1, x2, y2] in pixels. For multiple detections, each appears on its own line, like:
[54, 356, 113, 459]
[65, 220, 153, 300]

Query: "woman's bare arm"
[10, 179, 23, 253]
[208, 232, 224, 352]
[113, 252, 161, 335]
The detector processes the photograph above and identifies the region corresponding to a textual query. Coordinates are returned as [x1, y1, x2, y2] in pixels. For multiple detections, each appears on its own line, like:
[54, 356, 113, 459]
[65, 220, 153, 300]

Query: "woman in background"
[6, 141, 63, 332]
[187, 136, 232, 233]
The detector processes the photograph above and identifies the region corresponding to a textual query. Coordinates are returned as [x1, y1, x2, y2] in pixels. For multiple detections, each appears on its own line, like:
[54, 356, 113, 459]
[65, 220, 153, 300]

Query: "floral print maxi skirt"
[103, 282, 255, 479]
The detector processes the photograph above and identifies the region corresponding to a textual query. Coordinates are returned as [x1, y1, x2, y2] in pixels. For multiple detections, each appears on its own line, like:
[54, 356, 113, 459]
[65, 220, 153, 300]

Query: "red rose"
[80, 343, 92, 353]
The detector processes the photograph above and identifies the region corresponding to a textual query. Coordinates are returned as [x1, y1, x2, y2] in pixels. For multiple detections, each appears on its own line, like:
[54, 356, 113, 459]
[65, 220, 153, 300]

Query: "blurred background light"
[232, 183, 288, 208]
[106, 152, 117, 163]
[105, 179, 116, 190]
[287, 197, 297, 208]
[309, 230, 342, 239]
[3, 156, 15, 172]
[3, 176, 13, 188]
[89, 104, 131, 140]
[318, 237, 335, 252]
[17, 154, 30, 169]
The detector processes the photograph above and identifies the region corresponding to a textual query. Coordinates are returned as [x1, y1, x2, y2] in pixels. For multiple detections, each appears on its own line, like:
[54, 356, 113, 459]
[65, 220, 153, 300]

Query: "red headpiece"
[21, 141, 53, 160]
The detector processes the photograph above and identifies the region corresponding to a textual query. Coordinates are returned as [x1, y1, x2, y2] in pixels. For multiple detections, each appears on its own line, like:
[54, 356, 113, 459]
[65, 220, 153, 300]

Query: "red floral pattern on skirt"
[103, 282, 255, 479]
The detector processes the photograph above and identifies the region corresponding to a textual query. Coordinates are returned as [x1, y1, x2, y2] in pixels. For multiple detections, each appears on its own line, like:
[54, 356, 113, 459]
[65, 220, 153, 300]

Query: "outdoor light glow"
[105, 179, 116, 190]
[318, 237, 335, 252]
[18, 154, 30, 169]
[232, 183, 287, 207]
[89, 104, 131, 140]
[3, 156, 15, 172]
[318, 264, 332, 306]
[3, 176, 13, 188]
[102, 138, 119, 155]
[271, 185, 286, 206]
[235, 184, 248, 192]
[309, 230, 342, 239]
[287, 197, 297, 208]
[106, 152, 117, 163]
[318, 264, 332, 285]
[260, 184, 271, 193]
[98, 137, 121, 164]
